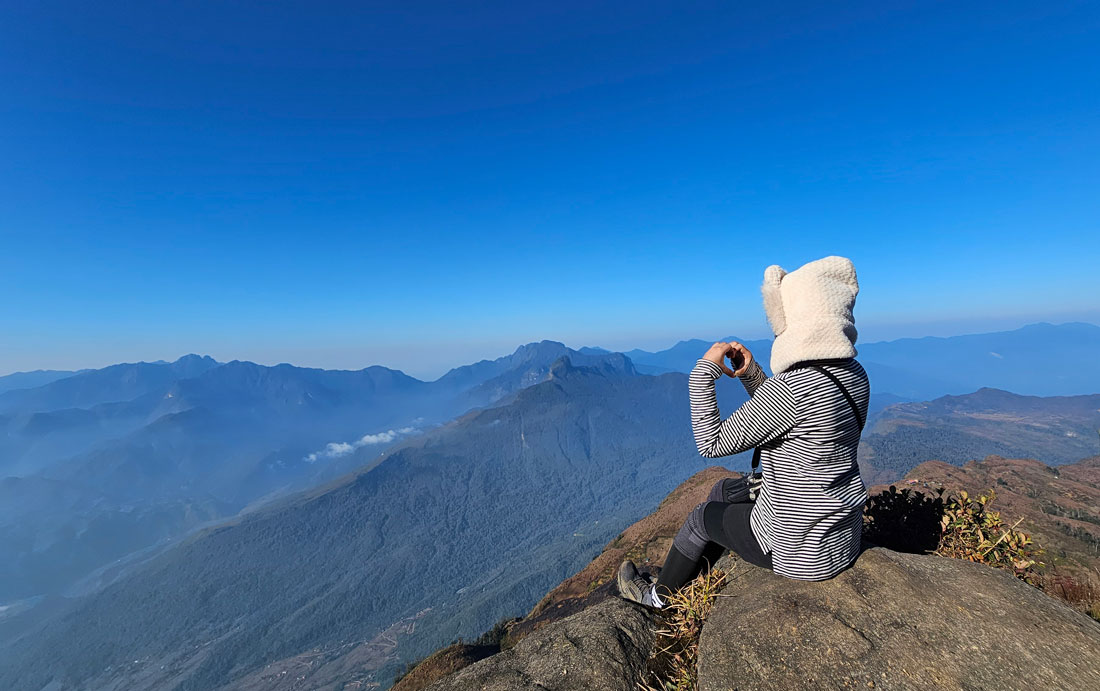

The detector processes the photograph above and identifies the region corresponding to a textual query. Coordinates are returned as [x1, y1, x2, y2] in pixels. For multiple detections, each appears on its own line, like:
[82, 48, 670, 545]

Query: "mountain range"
[0, 356, 715, 690]
[0, 321, 1098, 689]
[0, 342, 638, 604]
[858, 387, 1100, 484]
[620, 321, 1100, 400]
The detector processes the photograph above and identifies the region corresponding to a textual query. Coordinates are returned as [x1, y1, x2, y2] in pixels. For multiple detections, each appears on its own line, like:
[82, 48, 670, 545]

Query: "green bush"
[934, 489, 1043, 584]
[863, 485, 944, 554]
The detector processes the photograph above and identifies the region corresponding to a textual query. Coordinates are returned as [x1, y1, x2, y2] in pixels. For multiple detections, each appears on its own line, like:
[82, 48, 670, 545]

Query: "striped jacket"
[689, 355, 870, 580]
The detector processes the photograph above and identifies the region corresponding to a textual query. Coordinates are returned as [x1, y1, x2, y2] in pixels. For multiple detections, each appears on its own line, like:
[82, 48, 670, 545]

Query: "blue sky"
[2, 0, 1098, 379]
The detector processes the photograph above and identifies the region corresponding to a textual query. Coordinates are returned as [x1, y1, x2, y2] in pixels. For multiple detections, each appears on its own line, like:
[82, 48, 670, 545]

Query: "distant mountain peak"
[547, 353, 637, 380]
[173, 353, 217, 365]
[175, 353, 214, 361]
[1018, 320, 1100, 334]
[511, 340, 570, 360]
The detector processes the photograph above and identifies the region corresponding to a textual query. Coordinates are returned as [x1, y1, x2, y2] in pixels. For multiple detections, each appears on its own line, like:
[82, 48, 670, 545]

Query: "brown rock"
[698, 547, 1100, 691]
[424, 598, 654, 691]
[392, 644, 498, 691]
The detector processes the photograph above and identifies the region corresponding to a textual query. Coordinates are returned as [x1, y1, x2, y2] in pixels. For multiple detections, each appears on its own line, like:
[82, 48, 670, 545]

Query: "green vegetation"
[863, 485, 945, 554]
[935, 489, 1042, 584]
[862, 485, 1046, 587]
[860, 389, 1100, 480]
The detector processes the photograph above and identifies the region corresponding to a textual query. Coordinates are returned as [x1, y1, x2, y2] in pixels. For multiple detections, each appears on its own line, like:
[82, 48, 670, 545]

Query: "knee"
[706, 479, 727, 504]
[673, 501, 718, 561]
[685, 501, 711, 540]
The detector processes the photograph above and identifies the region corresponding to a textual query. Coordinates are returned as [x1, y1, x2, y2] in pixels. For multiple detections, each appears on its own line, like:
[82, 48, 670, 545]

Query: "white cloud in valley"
[304, 427, 416, 463]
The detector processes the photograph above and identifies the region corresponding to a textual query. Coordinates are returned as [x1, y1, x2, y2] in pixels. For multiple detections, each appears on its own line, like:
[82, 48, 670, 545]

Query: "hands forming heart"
[702, 341, 754, 378]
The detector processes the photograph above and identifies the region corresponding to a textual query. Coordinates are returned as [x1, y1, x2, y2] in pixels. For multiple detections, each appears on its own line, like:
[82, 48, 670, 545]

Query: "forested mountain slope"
[0, 357, 717, 691]
[859, 388, 1100, 483]
[0, 343, 633, 606]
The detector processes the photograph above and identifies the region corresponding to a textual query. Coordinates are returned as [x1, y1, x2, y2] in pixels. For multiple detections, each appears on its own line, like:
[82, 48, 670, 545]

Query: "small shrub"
[935, 489, 1043, 584]
[474, 616, 517, 648]
[863, 485, 944, 554]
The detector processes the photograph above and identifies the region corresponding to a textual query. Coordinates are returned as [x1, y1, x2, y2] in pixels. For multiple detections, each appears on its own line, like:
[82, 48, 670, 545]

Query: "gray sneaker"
[617, 560, 656, 607]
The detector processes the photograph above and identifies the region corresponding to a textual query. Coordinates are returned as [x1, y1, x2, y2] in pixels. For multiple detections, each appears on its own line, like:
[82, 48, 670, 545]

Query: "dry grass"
[639, 566, 729, 691]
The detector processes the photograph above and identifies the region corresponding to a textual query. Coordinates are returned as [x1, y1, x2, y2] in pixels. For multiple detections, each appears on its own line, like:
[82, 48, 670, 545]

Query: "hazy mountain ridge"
[616, 338, 772, 375]
[859, 387, 1100, 484]
[0, 357, 714, 691]
[622, 322, 1100, 399]
[0, 354, 220, 415]
[0, 343, 633, 604]
[858, 321, 1100, 393]
[0, 369, 87, 396]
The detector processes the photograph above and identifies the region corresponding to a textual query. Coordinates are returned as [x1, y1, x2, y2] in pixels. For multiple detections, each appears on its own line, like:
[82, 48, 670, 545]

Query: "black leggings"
[655, 478, 773, 596]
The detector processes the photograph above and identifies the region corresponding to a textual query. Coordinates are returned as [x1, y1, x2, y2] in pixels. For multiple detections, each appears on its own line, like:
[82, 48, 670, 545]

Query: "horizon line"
[3, 319, 1096, 381]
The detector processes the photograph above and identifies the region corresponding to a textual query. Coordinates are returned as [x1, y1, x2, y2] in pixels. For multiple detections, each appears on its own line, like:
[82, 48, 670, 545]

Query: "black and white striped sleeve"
[738, 358, 767, 396]
[689, 358, 797, 459]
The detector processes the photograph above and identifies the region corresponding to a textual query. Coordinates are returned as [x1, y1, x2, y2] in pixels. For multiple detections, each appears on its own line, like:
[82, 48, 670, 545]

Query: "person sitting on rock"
[617, 255, 871, 608]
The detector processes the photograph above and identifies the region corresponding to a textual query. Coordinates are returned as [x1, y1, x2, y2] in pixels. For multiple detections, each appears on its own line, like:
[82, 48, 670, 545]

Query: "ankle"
[644, 583, 666, 609]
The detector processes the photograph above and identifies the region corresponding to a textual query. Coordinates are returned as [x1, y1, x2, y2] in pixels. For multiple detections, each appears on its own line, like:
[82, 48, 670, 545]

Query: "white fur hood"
[761, 255, 859, 375]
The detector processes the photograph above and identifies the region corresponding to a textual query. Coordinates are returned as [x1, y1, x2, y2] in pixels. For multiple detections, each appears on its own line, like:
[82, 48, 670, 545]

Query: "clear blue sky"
[2, 1, 1098, 379]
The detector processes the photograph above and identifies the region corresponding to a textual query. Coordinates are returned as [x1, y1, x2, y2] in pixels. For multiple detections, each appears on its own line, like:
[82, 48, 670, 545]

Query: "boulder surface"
[699, 547, 1100, 691]
[425, 598, 654, 691]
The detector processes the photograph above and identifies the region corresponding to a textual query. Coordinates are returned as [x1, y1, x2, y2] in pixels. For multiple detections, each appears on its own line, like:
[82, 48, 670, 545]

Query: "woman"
[618, 255, 871, 608]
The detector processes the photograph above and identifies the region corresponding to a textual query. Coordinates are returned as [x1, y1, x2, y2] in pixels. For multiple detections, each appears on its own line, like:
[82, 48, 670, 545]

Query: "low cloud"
[304, 427, 416, 463]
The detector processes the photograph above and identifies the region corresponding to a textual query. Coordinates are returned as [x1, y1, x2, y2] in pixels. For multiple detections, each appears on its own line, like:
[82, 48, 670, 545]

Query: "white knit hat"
[761, 255, 859, 375]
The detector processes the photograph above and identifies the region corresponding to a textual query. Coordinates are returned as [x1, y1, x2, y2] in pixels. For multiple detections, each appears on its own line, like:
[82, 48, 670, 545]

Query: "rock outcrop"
[699, 547, 1100, 690]
[424, 598, 653, 691]
[424, 546, 1100, 690]
[413, 462, 1100, 691]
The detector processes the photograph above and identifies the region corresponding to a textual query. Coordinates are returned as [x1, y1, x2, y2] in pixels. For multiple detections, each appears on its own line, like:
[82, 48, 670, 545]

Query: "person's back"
[750, 356, 870, 580]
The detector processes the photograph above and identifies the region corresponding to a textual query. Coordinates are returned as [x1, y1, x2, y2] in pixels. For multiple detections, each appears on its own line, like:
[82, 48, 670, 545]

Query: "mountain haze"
[0, 343, 636, 604]
[2, 322, 1099, 690]
[622, 322, 1100, 399]
[0, 356, 713, 690]
[0, 369, 85, 396]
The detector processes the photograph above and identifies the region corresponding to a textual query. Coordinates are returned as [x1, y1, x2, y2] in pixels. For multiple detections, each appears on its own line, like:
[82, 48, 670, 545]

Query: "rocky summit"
[420, 547, 1100, 691]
